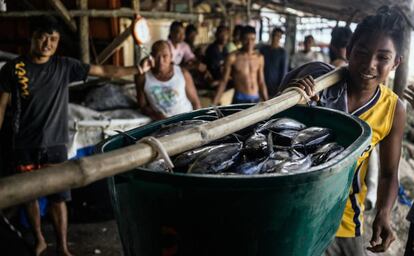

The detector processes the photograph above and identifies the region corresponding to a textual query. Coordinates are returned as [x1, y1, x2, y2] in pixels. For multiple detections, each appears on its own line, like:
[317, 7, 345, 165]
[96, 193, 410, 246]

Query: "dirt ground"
[17, 179, 124, 256]
[35, 219, 122, 256]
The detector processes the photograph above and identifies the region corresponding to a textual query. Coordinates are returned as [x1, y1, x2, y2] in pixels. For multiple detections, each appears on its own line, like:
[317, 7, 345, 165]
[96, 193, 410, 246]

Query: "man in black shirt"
[259, 27, 288, 97]
[0, 16, 148, 256]
[205, 25, 229, 81]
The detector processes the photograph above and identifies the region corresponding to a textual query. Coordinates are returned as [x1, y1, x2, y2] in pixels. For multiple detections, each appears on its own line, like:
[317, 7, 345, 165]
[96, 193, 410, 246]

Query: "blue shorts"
[14, 145, 71, 203]
[232, 91, 260, 104]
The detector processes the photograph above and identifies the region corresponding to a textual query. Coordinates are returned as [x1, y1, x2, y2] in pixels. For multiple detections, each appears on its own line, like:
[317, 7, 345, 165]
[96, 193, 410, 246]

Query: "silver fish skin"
[256, 118, 306, 133]
[234, 158, 266, 175]
[173, 146, 215, 170]
[188, 143, 243, 174]
[311, 142, 344, 166]
[270, 149, 304, 161]
[260, 155, 312, 174]
[244, 132, 268, 155]
[270, 129, 299, 147]
[145, 159, 170, 172]
[292, 127, 333, 149]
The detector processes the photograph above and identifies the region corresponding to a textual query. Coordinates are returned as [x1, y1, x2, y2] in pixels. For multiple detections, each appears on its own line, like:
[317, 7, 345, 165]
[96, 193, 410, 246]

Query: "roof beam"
[47, 0, 77, 32]
[0, 9, 200, 21]
[95, 24, 133, 64]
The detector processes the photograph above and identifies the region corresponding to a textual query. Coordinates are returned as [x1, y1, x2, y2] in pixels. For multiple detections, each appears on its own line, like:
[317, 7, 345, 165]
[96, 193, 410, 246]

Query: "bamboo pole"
[0, 67, 346, 209]
[95, 24, 133, 64]
[79, 0, 90, 63]
[0, 9, 199, 20]
[47, 0, 77, 32]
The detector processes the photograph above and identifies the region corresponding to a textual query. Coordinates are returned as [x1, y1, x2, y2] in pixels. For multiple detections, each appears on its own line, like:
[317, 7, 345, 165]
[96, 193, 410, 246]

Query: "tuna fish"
[188, 143, 243, 174]
[270, 129, 299, 147]
[144, 115, 342, 176]
[260, 155, 312, 174]
[311, 142, 344, 166]
[292, 127, 333, 152]
[233, 158, 266, 175]
[244, 132, 269, 157]
[256, 118, 306, 133]
[270, 148, 305, 161]
[173, 146, 215, 171]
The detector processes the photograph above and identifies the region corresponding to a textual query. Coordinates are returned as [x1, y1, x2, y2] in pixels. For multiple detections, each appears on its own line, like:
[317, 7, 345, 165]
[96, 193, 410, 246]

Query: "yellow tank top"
[336, 84, 398, 237]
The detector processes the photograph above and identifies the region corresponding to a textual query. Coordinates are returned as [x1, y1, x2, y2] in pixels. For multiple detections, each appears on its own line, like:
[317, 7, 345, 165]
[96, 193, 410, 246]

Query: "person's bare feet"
[35, 239, 47, 256]
[58, 249, 74, 256]
[58, 244, 74, 256]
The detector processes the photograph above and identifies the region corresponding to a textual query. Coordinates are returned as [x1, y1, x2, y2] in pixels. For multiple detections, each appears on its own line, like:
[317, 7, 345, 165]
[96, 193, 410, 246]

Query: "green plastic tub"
[98, 105, 371, 256]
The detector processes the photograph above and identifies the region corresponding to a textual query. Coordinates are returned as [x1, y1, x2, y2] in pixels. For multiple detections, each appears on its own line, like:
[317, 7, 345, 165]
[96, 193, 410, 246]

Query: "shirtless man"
[213, 26, 268, 105]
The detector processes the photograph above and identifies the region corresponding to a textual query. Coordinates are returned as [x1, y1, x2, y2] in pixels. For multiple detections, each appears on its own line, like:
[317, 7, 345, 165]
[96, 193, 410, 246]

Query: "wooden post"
[132, 0, 140, 13]
[79, 0, 90, 63]
[259, 17, 263, 42]
[0, 68, 346, 209]
[393, 28, 411, 96]
[47, 0, 77, 32]
[393, 3, 413, 97]
[285, 14, 297, 58]
[246, 0, 251, 24]
[132, 0, 141, 65]
[188, 0, 193, 13]
[95, 24, 133, 64]
[168, 0, 174, 12]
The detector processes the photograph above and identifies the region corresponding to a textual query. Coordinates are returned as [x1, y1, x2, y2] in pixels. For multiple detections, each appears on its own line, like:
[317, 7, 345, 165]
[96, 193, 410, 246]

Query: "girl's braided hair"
[347, 6, 408, 57]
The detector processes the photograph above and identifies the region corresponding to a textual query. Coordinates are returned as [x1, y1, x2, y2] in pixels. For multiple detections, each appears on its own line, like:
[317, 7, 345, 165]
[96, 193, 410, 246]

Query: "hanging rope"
[137, 136, 174, 172]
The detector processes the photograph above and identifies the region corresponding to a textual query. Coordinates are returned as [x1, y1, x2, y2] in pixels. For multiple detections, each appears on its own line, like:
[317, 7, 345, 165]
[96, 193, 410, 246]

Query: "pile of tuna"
[145, 115, 345, 175]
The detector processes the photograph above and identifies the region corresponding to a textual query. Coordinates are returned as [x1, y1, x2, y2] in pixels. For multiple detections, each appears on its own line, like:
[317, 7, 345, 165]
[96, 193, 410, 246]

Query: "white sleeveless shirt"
[144, 65, 193, 117]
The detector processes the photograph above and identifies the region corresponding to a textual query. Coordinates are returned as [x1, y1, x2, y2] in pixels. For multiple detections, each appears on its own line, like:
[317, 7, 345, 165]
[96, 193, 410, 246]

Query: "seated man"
[167, 21, 195, 66]
[185, 24, 198, 53]
[213, 26, 268, 105]
[167, 21, 206, 84]
[135, 40, 201, 120]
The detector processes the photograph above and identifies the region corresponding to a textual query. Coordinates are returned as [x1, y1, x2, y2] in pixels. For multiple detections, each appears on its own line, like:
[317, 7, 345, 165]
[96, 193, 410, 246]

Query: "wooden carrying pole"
[0, 68, 346, 209]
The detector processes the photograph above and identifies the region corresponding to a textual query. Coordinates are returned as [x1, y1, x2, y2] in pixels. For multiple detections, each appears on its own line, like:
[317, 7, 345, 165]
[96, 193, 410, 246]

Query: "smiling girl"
[280, 6, 407, 256]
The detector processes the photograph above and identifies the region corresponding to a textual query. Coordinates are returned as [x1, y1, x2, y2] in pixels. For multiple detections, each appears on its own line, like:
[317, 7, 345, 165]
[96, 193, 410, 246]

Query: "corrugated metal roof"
[265, 0, 412, 23]
[197, 0, 413, 27]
